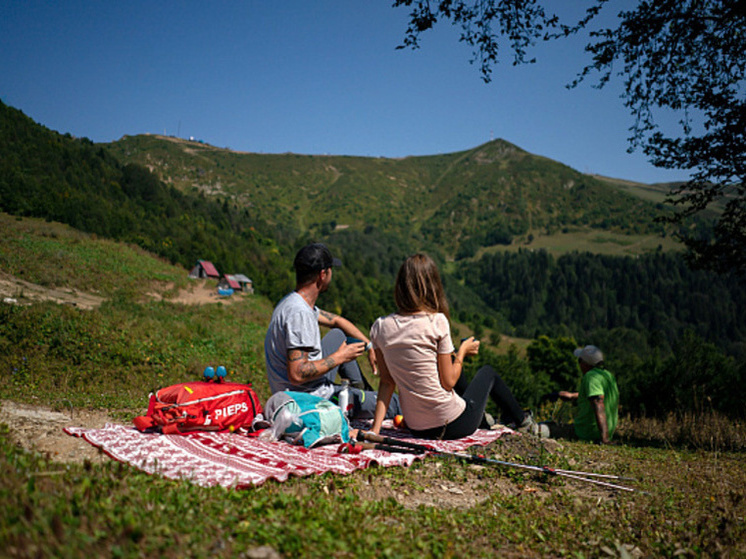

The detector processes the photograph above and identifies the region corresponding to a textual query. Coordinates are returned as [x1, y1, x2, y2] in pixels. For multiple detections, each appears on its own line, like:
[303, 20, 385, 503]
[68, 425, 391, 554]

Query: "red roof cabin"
[189, 260, 220, 279]
[219, 275, 241, 291]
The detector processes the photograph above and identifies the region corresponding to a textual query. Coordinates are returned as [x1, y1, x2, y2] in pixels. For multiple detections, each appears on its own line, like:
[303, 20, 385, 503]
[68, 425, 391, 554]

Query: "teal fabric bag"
[263, 391, 350, 448]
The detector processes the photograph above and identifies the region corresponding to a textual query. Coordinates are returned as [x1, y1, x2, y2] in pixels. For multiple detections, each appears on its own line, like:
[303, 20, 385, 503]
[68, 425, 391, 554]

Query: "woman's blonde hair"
[394, 253, 449, 318]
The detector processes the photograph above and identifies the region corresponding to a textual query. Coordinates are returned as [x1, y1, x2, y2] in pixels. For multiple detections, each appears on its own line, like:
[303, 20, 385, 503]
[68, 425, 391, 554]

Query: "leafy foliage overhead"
[577, 0, 746, 275]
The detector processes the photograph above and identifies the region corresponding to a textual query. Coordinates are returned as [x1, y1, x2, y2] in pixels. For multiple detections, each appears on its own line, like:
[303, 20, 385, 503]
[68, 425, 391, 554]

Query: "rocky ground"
[1, 399, 114, 465]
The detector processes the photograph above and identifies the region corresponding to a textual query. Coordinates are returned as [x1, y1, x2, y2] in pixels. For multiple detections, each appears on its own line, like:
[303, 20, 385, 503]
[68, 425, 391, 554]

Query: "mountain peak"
[470, 139, 527, 163]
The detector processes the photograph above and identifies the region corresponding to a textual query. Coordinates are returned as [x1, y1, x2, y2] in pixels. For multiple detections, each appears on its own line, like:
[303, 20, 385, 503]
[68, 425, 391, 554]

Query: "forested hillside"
[2, 99, 744, 419]
[0, 101, 288, 298]
[458, 250, 746, 354]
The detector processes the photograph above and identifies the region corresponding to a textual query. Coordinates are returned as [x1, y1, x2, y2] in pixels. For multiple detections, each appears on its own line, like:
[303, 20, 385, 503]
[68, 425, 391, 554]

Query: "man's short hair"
[294, 243, 342, 284]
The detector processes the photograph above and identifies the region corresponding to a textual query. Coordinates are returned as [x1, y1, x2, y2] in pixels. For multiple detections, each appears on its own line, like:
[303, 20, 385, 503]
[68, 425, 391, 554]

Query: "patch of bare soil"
[350, 457, 552, 509]
[1, 400, 114, 464]
[164, 279, 242, 306]
[0, 273, 242, 309]
[0, 272, 105, 310]
[294, 432, 581, 509]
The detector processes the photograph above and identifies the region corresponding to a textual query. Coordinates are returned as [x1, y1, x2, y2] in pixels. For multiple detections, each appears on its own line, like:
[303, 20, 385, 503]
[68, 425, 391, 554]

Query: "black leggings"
[410, 365, 526, 440]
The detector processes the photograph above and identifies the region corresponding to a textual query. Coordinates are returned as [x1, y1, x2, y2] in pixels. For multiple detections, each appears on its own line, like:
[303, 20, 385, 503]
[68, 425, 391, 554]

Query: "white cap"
[573, 345, 604, 366]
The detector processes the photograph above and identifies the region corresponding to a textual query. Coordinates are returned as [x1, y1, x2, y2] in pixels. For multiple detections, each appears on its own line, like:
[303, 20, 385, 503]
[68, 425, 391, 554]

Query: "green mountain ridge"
[104, 133, 671, 259]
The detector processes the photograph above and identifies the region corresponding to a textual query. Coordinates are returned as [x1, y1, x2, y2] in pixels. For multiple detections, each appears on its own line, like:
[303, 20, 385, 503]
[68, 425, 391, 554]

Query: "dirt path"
[157, 279, 241, 306]
[0, 272, 106, 309]
[0, 272, 241, 309]
[1, 400, 115, 464]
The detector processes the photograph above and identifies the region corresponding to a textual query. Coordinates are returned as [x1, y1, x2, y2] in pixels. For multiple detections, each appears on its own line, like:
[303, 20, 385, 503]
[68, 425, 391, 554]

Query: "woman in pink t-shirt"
[370, 253, 535, 440]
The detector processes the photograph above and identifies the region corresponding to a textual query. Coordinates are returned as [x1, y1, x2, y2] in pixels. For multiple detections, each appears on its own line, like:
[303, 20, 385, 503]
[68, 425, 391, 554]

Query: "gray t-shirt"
[264, 291, 329, 394]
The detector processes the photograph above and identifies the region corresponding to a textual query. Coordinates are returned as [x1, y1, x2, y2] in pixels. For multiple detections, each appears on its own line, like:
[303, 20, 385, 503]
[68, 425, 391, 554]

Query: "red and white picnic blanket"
[65, 421, 513, 489]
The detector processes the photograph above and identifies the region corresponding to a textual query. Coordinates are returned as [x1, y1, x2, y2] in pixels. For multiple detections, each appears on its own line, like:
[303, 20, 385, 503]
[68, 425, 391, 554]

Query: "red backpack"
[133, 380, 263, 435]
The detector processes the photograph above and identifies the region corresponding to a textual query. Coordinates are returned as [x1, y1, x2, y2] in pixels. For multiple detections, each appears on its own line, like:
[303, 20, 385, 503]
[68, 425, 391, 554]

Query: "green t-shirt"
[574, 367, 619, 441]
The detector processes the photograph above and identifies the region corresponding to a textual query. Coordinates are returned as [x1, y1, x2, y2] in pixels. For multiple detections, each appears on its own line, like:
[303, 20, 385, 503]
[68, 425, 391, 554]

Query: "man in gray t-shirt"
[265, 290, 329, 395]
[263, 243, 400, 419]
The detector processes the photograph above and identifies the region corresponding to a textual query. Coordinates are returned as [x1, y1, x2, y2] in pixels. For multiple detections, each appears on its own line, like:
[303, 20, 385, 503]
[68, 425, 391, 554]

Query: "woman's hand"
[367, 346, 378, 376]
[371, 349, 395, 434]
[460, 336, 480, 357]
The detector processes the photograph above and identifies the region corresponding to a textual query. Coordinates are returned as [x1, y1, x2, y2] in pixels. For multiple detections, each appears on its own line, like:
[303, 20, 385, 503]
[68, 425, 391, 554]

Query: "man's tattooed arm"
[287, 349, 336, 382]
[288, 349, 307, 363]
[317, 309, 338, 327]
[297, 361, 319, 380]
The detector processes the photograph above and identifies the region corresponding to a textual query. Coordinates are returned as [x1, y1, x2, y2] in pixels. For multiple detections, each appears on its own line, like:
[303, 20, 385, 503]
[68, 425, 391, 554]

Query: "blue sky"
[2, 1, 691, 184]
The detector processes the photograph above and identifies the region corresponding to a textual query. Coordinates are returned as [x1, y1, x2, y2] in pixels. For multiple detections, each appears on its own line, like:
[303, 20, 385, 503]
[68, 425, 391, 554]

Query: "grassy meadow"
[1, 215, 745, 558]
[477, 229, 683, 258]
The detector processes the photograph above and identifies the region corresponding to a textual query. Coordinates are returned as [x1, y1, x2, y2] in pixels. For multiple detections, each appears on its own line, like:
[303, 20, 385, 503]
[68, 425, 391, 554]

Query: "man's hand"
[337, 340, 366, 364]
[317, 309, 373, 372]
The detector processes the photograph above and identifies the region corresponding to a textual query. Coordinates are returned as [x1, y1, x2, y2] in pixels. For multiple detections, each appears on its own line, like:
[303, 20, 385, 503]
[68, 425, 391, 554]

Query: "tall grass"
[618, 411, 746, 452]
[0, 213, 188, 296]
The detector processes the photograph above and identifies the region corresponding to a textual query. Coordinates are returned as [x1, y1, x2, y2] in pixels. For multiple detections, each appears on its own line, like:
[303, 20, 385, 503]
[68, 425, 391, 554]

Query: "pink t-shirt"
[370, 312, 465, 430]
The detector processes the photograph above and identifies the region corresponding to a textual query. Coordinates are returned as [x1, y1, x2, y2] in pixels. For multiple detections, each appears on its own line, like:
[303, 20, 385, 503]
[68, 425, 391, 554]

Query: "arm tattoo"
[299, 358, 335, 379]
[287, 349, 334, 380]
[318, 309, 337, 322]
[288, 349, 307, 363]
[298, 361, 318, 379]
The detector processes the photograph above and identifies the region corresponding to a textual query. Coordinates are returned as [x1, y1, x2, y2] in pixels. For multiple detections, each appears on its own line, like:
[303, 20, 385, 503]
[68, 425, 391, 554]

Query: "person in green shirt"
[557, 345, 619, 444]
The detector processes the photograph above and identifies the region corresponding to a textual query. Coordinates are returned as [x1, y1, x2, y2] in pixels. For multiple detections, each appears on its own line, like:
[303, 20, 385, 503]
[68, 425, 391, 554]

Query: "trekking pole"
[548, 468, 636, 481]
[429, 449, 642, 493]
[547, 471, 641, 493]
[357, 431, 642, 492]
[357, 431, 432, 453]
[338, 441, 423, 455]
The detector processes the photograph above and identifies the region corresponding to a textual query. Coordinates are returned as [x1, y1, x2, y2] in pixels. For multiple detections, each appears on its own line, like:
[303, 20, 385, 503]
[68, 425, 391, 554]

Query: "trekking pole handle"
[358, 431, 384, 443]
[359, 430, 433, 452]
